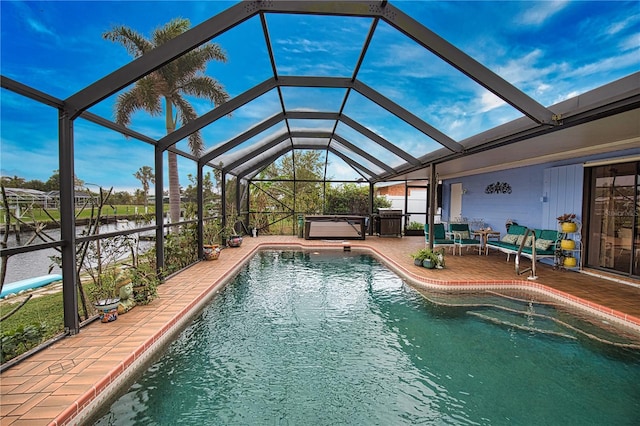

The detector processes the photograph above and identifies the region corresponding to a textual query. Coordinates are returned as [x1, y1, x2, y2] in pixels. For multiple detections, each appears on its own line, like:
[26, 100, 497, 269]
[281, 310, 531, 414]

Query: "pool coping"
[52, 240, 640, 425]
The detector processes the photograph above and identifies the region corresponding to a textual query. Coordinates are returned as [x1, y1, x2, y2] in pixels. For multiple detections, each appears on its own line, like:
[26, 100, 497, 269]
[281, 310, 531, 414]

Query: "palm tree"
[103, 18, 229, 226]
[133, 166, 155, 212]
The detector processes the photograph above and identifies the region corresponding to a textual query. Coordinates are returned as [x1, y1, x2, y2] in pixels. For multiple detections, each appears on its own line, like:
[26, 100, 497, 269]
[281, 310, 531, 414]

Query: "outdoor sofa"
[486, 224, 558, 261]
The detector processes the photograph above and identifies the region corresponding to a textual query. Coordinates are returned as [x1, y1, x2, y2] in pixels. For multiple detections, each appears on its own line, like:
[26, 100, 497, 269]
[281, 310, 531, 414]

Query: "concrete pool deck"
[1, 235, 640, 425]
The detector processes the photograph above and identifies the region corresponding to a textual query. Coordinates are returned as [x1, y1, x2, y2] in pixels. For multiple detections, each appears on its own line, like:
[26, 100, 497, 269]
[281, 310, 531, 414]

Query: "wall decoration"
[485, 181, 512, 194]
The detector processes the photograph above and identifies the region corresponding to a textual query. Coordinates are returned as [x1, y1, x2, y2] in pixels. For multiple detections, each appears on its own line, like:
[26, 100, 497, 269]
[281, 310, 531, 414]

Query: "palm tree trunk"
[165, 99, 180, 227]
[168, 152, 181, 225]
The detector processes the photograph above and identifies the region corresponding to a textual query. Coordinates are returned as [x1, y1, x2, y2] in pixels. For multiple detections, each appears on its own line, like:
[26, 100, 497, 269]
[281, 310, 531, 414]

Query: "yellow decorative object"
[561, 222, 577, 233]
[560, 239, 575, 250]
[563, 257, 577, 268]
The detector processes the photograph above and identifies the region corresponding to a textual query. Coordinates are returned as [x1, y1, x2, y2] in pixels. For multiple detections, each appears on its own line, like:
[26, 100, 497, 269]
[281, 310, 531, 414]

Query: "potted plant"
[225, 219, 243, 247]
[410, 248, 445, 269]
[563, 253, 578, 268]
[557, 213, 578, 233]
[404, 221, 425, 236]
[126, 250, 160, 305]
[411, 248, 431, 266]
[203, 244, 221, 260]
[431, 248, 446, 269]
[217, 219, 243, 247]
[560, 239, 576, 250]
[90, 268, 125, 323]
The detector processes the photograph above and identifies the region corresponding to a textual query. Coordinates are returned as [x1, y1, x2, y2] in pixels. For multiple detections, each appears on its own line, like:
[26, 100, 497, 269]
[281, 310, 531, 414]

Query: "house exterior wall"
[441, 148, 639, 234]
[443, 165, 547, 232]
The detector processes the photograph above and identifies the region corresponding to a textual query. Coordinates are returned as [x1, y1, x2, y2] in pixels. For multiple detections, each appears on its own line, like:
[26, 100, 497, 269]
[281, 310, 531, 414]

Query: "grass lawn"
[0, 204, 164, 224]
[0, 285, 100, 363]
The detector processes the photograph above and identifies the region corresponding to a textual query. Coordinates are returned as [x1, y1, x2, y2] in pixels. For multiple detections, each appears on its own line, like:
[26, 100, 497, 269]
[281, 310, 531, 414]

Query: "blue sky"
[1, 0, 638, 192]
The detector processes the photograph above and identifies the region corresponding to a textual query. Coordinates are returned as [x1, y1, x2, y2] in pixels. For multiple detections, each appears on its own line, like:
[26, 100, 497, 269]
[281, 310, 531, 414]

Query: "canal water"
[2, 221, 151, 285]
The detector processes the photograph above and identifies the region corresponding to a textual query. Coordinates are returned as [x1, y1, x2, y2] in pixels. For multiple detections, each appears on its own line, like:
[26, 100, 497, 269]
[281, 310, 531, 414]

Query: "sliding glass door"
[586, 161, 639, 276]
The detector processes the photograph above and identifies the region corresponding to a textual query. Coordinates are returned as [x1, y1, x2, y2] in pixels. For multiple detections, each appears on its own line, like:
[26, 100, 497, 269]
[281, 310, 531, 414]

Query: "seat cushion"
[501, 234, 519, 244]
[516, 235, 534, 246]
[458, 238, 480, 245]
[508, 225, 528, 235]
[535, 238, 555, 251]
[539, 229, 558, 241]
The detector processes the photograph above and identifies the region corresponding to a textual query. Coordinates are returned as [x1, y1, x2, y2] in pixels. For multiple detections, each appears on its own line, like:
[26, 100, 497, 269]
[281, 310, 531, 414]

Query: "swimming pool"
[95, 250, 640, 425]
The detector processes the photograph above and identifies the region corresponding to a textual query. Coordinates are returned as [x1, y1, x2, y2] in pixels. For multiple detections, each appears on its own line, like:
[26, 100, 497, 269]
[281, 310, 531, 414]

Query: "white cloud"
[606, 14, 640, 36]
[478, 91, 506, 113]
[495, 49, 563, 86]
[518, 1, 569, 26]
[620, 33, 640, 52]
[27, 18, 56, 37]
[277, 37, 330, 54]
[566, 49, 640, 79]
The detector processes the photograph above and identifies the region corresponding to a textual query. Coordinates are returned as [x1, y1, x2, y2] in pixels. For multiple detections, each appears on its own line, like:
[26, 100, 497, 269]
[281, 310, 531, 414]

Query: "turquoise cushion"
[539, 229, 558, 241]
[508, 225, 527, 235]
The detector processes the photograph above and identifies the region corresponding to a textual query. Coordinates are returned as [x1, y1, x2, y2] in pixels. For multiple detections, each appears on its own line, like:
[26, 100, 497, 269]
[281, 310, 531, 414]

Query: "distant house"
[1, 188, 93, 211]
[375, 180, 436, 226]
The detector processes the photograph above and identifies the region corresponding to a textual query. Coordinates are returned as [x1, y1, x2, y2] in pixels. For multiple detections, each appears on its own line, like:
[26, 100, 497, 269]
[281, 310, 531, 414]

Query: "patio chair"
[424, 223, 455, 253]
[449, 223, 481, 255]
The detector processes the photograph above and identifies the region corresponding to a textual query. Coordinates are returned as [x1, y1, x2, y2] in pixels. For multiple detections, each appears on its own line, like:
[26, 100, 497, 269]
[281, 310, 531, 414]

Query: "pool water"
[96, 251, 640, 425]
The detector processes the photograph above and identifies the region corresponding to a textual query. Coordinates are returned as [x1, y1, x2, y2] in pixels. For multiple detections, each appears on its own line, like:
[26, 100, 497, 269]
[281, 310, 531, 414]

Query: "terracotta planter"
[561, 222, 577, 233]
[560, 239, 575, 250]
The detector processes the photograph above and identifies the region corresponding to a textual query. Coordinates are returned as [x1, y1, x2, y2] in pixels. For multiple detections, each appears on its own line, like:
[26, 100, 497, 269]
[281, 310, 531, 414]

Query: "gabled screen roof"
[2, 1, 638, 188]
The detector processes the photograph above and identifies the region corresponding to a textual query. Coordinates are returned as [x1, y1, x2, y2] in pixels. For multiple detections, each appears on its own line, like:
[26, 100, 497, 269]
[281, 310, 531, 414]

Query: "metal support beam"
[197, 164, 204, 260]
[353, 81, 464, 152]
[224, 133, 290, 172]
[235, 177, 241, 228]
[2, 75, 64, 108]
[58, 110, 79, 335]
[64, 1, 256, 117]
[380, 2, 557, 125]
[369, 182, 374, 235]
[221, 171, 227, 231]
[154, 147, 165, 272]
[201, 112, 285, 164]
[427, 165, 437, 249]
[162, 78, 277, 153]
[332, 133, 395, 174]
[340, 114, 420, 165]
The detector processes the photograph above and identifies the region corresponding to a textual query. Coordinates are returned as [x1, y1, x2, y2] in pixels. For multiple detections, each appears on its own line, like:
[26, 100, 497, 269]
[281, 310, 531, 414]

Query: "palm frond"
[115, 82, 162, 126]
[103, 26, 153, 57]
[180, 76, 229, 107]
[135, 77, 163, 115]
[177, 44, 228, 77]
[152, 18, 191, 46]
